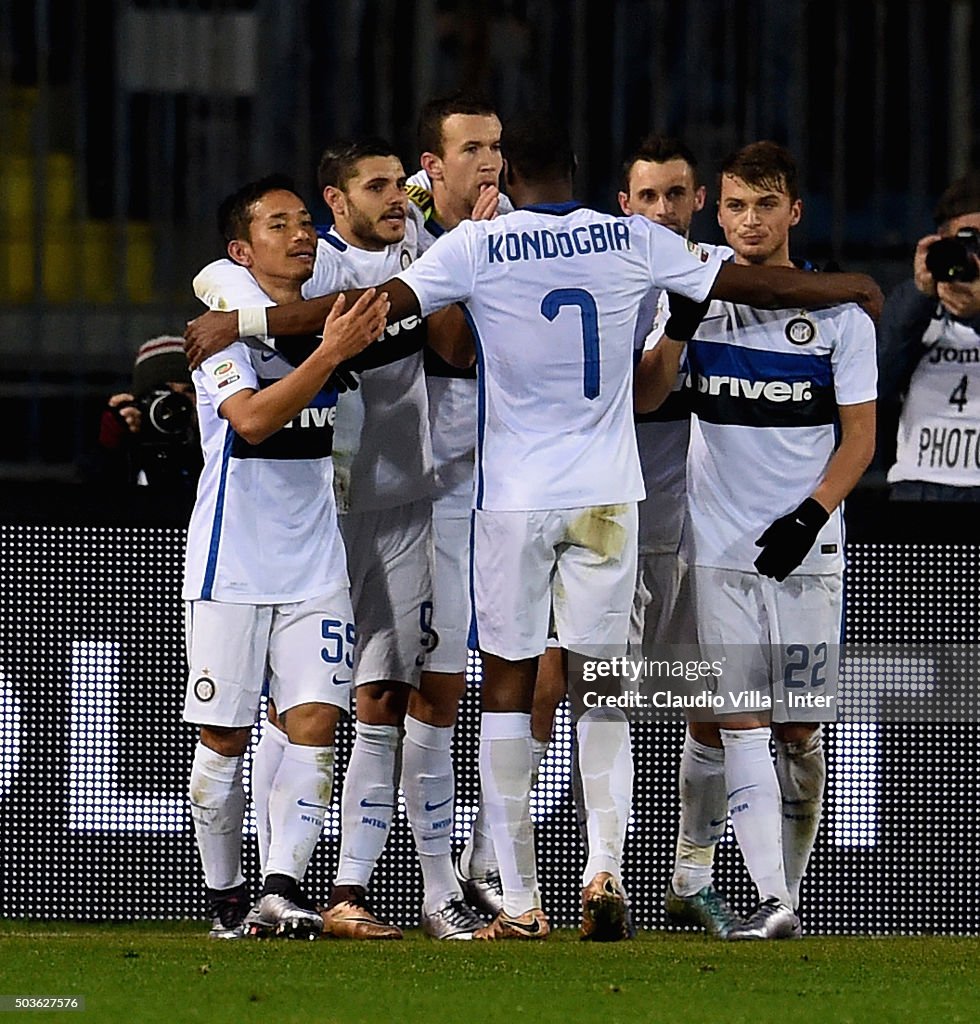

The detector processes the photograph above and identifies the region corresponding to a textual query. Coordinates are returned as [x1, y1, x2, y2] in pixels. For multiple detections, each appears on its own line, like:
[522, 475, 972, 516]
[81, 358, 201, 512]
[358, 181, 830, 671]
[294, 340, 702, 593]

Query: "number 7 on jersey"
[541, 287, 601, 399]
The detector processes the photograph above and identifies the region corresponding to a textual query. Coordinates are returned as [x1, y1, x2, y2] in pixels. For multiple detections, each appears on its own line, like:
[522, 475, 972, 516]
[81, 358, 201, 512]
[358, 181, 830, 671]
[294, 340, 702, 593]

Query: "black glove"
[663, 292, 711, 341]
[326, 365, 360, 393]
[753, 497, 829, 582]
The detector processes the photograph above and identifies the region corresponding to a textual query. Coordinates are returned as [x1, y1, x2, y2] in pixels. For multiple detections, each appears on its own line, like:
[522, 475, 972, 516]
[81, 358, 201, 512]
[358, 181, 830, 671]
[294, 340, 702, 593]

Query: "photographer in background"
[878, 171, 980, 501]
[82, 336, 202, 493]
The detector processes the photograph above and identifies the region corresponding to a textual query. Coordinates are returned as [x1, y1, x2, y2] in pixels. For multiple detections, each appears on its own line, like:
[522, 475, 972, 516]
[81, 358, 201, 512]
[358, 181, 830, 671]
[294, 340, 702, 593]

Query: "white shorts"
[427, 513, 472, 674]
[630, 550, 696, 652]
[182, 589, 354, 728]
[340, 499, 433, 688]
[691, 565, 842, 723]
[472, 503, 638, 661]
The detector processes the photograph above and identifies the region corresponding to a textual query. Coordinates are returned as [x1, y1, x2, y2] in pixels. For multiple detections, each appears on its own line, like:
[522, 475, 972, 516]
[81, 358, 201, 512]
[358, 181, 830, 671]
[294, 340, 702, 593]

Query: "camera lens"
[145, 391, 194, 435]
[926, 228, 980, 284]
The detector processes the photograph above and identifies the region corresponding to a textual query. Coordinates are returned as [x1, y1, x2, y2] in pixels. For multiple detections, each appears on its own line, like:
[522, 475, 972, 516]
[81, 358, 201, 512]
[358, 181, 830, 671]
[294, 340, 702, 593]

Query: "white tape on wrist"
[237, 306, 269, 341]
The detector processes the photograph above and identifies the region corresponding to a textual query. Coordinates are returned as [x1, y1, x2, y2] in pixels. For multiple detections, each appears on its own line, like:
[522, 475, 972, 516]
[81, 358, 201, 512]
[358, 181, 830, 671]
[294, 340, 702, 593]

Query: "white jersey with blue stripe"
[395, 201, 723, 512]
[307, 224, 433, 513]
[685, 300, 877, 574]
[193, 224, 433, 514]
[182, 275, 348, 604]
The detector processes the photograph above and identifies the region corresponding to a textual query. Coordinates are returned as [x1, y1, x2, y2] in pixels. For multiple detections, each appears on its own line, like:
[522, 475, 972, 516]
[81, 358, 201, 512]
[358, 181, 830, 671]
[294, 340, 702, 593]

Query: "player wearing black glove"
[753, 496, 830, 582]
[634, 291, 711, 414]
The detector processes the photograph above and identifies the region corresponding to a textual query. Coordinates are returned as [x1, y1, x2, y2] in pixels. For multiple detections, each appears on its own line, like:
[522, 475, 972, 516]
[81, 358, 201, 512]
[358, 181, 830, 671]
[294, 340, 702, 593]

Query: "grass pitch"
[1, 921, 977, 1024]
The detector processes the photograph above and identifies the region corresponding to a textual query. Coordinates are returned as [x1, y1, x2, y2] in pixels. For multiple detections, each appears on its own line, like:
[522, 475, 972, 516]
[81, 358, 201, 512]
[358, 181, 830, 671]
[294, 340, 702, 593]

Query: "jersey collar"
[521, 200, 583, 216]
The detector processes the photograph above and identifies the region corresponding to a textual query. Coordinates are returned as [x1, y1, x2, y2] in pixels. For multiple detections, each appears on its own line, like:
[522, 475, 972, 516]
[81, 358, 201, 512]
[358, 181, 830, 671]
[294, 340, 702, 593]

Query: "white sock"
[189, 742, 245, 891]
[334, 722, 400, 889]
[479, 712, 539, 916]
[577, 709, 634, 885]
[530, 737, 548, 787]
[671, 731, 727, 896]
[455, 739, 546, 882]
[265, 741, 334, 883]
[401, 715, 462, 913]
[775, 728, 825, 910]
[250, 719, 288, 875]
[460, 799, 497, 879]
[720, 727, 791, 906]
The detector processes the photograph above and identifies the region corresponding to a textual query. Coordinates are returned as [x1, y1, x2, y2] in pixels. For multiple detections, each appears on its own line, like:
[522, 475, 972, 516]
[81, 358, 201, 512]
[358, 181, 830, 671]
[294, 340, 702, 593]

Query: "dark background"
[1, 0, 978, 480]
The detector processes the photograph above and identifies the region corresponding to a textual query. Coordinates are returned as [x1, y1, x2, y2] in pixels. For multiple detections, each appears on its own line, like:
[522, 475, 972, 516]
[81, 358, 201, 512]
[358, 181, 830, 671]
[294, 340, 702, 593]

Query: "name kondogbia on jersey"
[487, 220, 632, 263]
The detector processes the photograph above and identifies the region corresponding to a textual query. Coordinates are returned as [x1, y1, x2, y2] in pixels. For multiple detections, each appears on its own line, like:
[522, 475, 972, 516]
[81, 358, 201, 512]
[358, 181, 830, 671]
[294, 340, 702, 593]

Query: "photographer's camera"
[926, 226, 980, 284]
[140, 387, 195, 439]
[127, 336, 201, 488]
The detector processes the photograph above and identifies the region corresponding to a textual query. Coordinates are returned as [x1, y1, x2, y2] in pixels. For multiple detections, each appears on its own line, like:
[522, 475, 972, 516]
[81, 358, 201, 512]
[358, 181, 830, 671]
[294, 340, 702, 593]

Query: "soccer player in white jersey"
[619, 136, 706, 653]
[183, 121, 883, 941]
[315, 138, 484, 941]
[644, 142, 877, 939]
[183, 175, 387, 940]
[620, 137, 740, 938]
[192, 140, 484, 941]
[405, 91, 514, 919]
[393, 119, 882, 941]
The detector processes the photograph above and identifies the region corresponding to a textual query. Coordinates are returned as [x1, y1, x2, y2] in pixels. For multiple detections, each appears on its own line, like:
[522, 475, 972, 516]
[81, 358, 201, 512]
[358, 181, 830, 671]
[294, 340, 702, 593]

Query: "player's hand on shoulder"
[107, 392, 141, 433]
[184, 309, 238, 370]
[472, 184, 500, 222]
[319, 289, 390, 364]
[913, 234, 941, 299]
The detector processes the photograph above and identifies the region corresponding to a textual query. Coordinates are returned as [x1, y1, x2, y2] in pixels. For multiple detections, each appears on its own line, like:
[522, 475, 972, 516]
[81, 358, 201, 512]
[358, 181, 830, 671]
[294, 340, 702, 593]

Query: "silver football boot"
[247, 893, 323, 941]
[726, 897, 801, 940]
[421, 897, 485, 940]
[455, 862, 505, 919]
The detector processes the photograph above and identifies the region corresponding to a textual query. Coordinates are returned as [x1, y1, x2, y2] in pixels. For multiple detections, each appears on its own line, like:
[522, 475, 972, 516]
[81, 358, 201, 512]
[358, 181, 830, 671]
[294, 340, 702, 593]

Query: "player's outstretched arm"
[634, 339, 685, 413]
[427, 304, 476, 369]
[754, 399, 875, 581]
[633, 292, 708, 413]
[219, 290, 389, 445]
[711, 262, 884, 321]
[184, 279, 422, 369]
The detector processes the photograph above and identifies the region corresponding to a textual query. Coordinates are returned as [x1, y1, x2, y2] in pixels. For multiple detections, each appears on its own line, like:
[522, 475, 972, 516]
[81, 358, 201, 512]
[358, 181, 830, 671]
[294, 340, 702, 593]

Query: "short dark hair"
[317, 137, 401, 194]
[719, 141, 799, 202]
[416, 90, 498, 157]
[502, 114, 575, 185]
[621, 135, 699, 193]
[217, 173, 299, 244]
[934, 170, 980, 227]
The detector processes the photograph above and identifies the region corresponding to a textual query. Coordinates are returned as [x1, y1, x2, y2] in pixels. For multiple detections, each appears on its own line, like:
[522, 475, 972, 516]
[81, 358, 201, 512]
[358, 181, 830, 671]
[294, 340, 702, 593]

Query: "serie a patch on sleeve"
[213, 359, 241, 389]
[685, 239, 710, 263]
